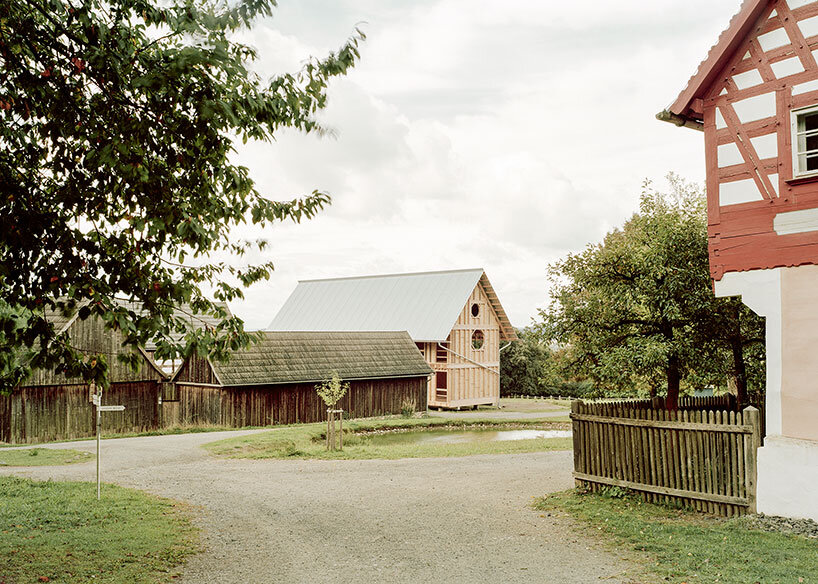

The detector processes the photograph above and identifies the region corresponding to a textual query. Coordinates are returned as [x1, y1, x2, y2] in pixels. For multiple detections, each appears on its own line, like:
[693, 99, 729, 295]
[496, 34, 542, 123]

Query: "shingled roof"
[209, 331, 432, 387]
[41, 299, 231, 349]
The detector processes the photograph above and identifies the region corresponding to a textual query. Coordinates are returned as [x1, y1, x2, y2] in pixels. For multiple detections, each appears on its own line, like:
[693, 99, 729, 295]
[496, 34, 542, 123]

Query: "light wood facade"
[418, 282, 503, 409]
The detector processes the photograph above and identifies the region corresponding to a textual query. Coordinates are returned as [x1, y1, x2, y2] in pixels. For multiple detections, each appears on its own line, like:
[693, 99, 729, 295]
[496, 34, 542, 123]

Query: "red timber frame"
[671, 0, 818, 280]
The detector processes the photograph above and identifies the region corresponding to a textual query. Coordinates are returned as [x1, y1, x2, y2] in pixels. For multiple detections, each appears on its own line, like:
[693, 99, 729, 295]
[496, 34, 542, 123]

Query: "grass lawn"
[535, 489, 818, 584]
[205, 417, 572, 460]
[0, 476, 198, 584]
[0, 448, 92, 466]
[0, 424, 274, 449]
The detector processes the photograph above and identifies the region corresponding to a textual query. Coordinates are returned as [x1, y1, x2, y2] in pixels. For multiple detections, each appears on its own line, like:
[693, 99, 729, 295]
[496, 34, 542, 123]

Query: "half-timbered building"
[269, 269, 517, 409]
[660, 0, 818, 521]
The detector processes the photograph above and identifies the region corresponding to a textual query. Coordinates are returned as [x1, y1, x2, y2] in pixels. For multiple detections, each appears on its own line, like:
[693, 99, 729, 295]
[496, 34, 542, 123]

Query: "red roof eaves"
[668, 0, 769, 121]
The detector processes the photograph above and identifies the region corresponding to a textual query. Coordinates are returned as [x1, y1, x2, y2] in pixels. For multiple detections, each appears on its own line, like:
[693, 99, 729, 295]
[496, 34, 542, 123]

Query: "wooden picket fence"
[570, 399, 762, 517]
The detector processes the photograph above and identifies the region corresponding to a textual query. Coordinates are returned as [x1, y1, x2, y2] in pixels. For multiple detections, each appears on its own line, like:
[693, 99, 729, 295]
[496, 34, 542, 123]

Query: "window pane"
[796, 111, 818, 173]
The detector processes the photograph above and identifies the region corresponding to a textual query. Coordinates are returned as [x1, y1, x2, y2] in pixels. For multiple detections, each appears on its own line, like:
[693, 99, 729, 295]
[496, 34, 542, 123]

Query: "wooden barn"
[269, 269, 517, 409]
[0, 306, 167, 444]
[660, 0, 818, 521]
[169, 331, 432, 426]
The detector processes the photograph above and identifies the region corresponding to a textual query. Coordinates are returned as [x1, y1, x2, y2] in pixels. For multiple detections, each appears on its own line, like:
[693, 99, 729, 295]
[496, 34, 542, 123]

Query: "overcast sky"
[226, 0, 742, 330]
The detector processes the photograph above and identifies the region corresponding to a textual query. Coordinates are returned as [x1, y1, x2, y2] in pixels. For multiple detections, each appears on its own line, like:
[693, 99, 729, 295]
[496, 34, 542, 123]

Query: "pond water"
[364, 428, 572, 446]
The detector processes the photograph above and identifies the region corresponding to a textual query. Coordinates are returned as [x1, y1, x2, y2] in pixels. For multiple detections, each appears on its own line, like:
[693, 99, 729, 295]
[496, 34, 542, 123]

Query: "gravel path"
[1, 431, 633, 583]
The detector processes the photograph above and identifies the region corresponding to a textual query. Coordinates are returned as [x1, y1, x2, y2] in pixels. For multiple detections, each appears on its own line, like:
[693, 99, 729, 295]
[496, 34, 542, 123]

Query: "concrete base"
[757, 435, 818, 521]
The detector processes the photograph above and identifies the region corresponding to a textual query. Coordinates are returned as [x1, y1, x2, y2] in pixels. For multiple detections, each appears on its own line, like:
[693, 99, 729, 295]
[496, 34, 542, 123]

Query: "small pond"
[364, 428, 571, 446]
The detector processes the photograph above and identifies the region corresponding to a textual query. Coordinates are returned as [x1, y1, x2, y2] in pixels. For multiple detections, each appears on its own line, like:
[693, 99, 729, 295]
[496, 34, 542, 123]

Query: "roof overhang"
[478, 273, 518, 342]
[660, 0, 769, 128]
[219, 372, 433, 388]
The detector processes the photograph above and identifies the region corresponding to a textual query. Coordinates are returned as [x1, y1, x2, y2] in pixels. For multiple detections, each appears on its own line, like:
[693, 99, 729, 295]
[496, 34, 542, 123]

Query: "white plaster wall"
[798, 14, 818, 39]
[714, 269, 783, 435]
[758, 27, 791, 52]
[792, 78, 818, 95]
[750, 133, 778, 160]
[770, 56, 804, 79]
[717, 142, 744, 168]
[774, 207, 818, 235]
[757, 436, 818, 521]
[733, 92, 777, 124]
[715, 108, 727, 129]
[733, 68, 764, 89]
[719, 178, 765, 206]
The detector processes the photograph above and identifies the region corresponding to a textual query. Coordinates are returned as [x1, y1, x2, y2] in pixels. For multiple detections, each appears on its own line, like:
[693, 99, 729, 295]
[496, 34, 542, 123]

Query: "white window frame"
[791, 104, 818, 178]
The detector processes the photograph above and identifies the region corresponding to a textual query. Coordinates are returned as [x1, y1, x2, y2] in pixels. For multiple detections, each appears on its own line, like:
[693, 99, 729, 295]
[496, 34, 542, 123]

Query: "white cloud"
[223, 0, 742, 330]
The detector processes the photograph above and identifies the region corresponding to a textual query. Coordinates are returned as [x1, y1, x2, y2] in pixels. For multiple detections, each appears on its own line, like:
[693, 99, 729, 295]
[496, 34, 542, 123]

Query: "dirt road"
[1, 432, 633, 583]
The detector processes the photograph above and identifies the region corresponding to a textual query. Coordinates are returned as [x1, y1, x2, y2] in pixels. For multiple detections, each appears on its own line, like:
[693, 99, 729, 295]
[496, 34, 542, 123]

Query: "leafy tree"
[538, 176, 765, 409]
[500, 327, 595, 398]
[0, 0, 363, 392]
[315, 370, 349, 409]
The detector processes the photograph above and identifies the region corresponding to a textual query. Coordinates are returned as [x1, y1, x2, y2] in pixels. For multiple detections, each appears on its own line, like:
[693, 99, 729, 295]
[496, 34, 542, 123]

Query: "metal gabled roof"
[269, 268, 516, 342]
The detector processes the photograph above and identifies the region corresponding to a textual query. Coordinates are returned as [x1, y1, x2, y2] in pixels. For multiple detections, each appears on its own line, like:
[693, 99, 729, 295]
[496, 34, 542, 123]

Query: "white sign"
[92, 394, 100, 406]
[98, 405, 125, 412]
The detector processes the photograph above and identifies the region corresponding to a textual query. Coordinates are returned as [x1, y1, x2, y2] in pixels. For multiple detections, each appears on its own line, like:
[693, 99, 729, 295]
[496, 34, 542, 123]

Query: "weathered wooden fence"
[571, 399, 762, 517]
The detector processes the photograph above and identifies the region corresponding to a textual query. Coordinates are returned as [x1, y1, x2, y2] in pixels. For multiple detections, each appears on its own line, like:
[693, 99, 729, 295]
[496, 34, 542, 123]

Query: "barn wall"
[167, 376, 428, 428]
[222, 376, 428, 427]
[26, 314, 164, 386]
[427, 283, 500, 408]
[1, 381, 161, 444]
[173, 355, 217, 385]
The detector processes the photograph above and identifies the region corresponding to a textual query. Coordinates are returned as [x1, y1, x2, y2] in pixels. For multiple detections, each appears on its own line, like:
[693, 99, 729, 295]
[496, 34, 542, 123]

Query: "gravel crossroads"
[1, 431, 634, 583]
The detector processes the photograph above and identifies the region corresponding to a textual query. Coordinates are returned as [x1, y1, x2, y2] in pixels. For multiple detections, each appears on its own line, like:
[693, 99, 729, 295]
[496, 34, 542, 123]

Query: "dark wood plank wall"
[25, 314, 165, 386]
[166, 376, 428, 428]
[173, 354, 217, 385]
[1, 381, 160, 444]
[3, 375, 428, 443]
[171, 384, 223, 426]
[0, 392, 12, 443]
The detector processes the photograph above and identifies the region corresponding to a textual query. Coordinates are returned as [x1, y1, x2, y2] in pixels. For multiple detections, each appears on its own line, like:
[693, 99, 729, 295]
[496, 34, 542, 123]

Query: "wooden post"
[92, 382, 101, 501]
[743, 406, 760, 514]
[326, 408, 332, 451]
[571, 400, 582, 487]
[339, 410, 343, 451]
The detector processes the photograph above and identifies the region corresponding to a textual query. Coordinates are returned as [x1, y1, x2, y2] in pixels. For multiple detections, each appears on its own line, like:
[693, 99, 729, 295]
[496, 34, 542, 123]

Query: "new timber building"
[269, 269, 517, 409]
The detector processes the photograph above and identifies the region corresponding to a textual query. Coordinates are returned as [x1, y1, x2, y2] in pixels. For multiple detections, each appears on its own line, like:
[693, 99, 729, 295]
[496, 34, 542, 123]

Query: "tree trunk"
[666, 353, 680, 410]
[730, 335, 749, 406]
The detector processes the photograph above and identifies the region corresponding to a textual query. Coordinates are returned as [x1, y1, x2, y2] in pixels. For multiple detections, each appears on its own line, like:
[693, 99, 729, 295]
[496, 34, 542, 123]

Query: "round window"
[471, 303, 480, 317]
[471, 329, 484, 350]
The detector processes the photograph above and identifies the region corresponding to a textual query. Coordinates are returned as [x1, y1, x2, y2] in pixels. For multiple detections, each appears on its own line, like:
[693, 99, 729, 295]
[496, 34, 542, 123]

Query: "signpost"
[91, 385, 125, 500]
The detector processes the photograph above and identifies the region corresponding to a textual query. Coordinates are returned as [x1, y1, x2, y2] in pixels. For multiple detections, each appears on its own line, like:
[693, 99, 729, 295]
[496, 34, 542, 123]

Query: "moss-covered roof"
[211, 331, 432, 386]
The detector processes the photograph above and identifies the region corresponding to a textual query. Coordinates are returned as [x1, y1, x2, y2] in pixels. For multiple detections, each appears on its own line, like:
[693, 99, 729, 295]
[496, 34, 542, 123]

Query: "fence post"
[571, 400, 582, 487]
[743, 406, 760, 514]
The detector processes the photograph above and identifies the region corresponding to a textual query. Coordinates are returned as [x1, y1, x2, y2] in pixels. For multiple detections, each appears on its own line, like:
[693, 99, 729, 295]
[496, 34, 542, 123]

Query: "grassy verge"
[0, 448, 92, 467]
[205, 417, 572, 460]
[534, 489, 818, 584]
[0, 476, 198, 584]
[0, 424, 273, 448]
